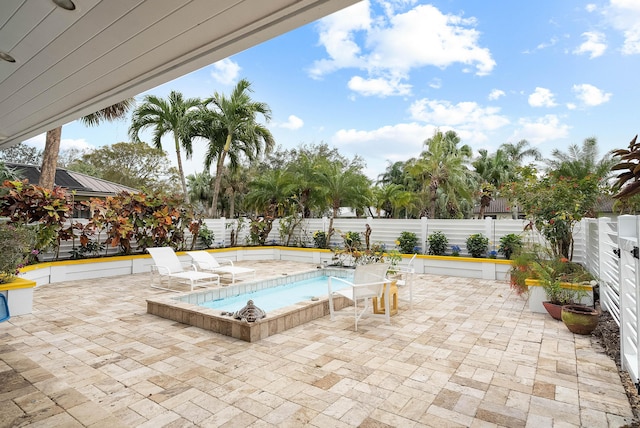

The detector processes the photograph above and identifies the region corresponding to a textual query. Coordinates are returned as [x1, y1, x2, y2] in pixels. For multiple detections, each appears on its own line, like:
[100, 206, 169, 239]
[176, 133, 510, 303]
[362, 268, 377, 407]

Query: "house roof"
[0, 0, 358, 148]
[6, 163, 138, 197]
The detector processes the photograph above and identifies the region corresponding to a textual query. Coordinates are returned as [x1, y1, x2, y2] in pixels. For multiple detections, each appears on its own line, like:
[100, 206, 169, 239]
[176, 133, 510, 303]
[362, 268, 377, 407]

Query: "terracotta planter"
[561, 304, 599, 335]
[542, 301, 563, 320]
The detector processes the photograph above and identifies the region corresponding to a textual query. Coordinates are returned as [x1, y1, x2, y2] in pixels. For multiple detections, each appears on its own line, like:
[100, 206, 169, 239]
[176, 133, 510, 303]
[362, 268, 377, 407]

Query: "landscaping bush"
[397, 231, 419, 254]
[343, 231, 362, 250]
[427, 231, 448, 255]
[0, 223, 37, 283]
[498, 233, 523, 260]
[313, 231, 328, 248]
[466, 233, 489, 258]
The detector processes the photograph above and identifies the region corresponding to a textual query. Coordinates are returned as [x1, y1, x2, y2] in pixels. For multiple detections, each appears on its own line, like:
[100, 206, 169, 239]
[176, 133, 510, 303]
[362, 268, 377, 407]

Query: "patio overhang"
[0, 0, 360, 149]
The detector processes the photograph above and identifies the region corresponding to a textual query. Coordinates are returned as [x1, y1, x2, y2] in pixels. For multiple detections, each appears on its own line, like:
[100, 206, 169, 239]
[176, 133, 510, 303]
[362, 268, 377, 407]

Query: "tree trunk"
[174, 135, 189, 204]
[39, 127, 62, 189]
[210, 134, 231, 218]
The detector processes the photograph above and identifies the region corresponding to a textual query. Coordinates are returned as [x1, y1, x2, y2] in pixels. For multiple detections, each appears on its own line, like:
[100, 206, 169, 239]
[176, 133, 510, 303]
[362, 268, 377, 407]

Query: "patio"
[0, 260, 635, 427]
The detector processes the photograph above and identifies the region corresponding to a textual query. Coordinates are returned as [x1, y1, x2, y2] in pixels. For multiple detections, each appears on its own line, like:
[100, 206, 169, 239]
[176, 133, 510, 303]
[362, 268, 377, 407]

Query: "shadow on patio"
[0, 261, 635, 427]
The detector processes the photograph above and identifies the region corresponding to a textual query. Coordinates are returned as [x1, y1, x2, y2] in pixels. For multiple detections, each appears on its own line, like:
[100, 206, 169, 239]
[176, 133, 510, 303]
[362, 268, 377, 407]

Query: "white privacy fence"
[207, 216, 533, 255]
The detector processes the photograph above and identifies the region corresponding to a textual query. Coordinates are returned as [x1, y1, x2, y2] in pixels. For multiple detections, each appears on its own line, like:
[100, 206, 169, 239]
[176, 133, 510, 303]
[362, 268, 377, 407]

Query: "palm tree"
[545, 137, 615, 181]
[128, 91, 202, 203]
[202, 79, 275, 217]
[186, 171, 214, 212]
[473, 148, 517, 218]
[500, 139, 541, 165]
[317, 161, 371, 242]
[39, 98, 135, 189]
[408, 130, 475, 219]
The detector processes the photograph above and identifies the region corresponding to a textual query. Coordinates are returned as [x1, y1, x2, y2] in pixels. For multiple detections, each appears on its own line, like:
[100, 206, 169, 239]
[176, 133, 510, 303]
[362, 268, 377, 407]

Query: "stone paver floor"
[0, 260, 635, 427]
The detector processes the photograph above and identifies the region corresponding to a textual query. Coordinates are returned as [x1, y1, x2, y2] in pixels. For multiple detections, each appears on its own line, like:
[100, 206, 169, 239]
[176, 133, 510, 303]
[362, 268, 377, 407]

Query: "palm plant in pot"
[531, 260, 581, 320]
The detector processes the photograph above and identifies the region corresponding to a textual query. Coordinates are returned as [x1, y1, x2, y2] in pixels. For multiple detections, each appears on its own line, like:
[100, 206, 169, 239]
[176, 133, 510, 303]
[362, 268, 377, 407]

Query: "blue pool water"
[200, 275, 351, 313]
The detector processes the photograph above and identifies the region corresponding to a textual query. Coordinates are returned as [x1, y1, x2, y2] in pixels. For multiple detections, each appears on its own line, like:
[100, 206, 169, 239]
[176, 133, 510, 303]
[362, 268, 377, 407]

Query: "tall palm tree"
[202, 79, 275, 217]
[473, 148, 517, 218]
[317, 161, 371, 241]
[408, 130, 475, 219]
[500, 139, 541, 165]
[545, 137, 615, 181]
[39, 98, 135, 189]
[128, 91, 202, 202]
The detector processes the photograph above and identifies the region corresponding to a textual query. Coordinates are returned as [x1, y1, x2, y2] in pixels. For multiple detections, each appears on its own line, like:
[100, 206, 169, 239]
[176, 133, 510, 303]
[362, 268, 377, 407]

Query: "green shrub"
[498, 233, 523, 259]
[313, 231, 327, 248]
[397, 231, 418, 254]
[427, 231, 448, 255]
[0, 223, 37, 284]
[343, 231, 362, 250]
[198, 223, 215, 249]
[466, 233, 489, 258]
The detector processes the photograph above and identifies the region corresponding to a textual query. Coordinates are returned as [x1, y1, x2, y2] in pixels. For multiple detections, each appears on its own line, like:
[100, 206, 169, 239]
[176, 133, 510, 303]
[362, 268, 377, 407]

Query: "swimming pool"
[200, 276, 349, 313]
[146, 268, 357, 342]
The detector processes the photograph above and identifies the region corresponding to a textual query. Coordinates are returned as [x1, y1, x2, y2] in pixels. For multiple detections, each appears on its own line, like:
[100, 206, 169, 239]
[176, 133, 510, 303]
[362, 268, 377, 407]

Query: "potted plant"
[466, 233, 489, 258]
[561, 304, 599, 334]
[531, 259, 590, 320]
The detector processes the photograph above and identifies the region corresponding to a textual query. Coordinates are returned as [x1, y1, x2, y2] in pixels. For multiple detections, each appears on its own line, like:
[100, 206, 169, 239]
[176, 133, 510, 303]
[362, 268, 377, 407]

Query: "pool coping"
[146, 268, 354, 342]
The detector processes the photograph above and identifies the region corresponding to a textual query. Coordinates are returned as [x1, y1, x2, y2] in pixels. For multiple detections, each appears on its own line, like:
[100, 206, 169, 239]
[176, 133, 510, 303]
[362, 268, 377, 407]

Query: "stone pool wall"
[146, 268, 353, 342]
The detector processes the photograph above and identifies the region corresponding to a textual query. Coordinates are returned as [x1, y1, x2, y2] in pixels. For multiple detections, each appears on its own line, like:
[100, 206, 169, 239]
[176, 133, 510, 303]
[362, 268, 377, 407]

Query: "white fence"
[207, 216, 534, 255]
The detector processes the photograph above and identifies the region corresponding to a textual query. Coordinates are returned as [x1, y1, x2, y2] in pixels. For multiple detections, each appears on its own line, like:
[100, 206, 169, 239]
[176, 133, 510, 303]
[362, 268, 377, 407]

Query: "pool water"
[200, 275, 350, 313]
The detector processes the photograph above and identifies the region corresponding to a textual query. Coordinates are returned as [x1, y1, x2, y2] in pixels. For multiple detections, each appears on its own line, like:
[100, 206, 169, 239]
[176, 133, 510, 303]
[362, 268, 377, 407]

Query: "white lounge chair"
[186, 251, 256, 284]
[328, 262, 392, 331]
[147, 247, 220, 292]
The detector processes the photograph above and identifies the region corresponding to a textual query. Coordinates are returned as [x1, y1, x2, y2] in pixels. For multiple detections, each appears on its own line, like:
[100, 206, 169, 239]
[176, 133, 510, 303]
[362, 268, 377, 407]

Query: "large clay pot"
[561, 304, 599, 335]
[542, 301, 563, 320]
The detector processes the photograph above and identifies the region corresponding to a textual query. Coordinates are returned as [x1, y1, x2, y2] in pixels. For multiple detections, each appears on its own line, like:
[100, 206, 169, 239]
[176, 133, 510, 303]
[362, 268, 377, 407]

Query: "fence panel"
[618, 216, 640, 385]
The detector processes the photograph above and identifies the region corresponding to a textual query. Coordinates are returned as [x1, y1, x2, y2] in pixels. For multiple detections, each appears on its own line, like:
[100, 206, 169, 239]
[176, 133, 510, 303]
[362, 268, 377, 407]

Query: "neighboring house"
[6, 163, 139, 218]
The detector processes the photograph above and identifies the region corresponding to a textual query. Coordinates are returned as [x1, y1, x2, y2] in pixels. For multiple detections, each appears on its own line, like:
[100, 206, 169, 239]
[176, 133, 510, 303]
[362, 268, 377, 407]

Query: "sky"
[23, 0, 640, 180]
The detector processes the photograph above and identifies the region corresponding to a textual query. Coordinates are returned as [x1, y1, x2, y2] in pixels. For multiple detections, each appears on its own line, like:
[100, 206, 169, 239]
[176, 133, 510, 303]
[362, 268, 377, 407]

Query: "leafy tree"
[546, 137, 615, 182]
[0, 143, 43, 165]
[201, 79, 275, 217]
[40, 99, 135, 189]
[67, 141, 176, 192]
[129, 91, 202, 203]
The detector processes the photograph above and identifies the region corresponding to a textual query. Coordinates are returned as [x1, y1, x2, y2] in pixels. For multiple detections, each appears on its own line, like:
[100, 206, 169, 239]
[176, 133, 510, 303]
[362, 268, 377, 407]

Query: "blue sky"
[25, 0, 640, 180]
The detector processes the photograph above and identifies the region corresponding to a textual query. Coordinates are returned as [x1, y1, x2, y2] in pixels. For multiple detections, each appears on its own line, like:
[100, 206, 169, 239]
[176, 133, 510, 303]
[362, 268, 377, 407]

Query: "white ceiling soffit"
[0, 0, 359, 148]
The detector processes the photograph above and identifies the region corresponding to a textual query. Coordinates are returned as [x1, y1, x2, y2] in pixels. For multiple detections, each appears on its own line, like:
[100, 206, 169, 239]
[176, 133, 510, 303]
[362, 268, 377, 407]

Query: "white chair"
[328, 262, 392, 331]
[394, 253, 416, 309]
[147, 247, 220, 292]
[186, 251, 256, 284]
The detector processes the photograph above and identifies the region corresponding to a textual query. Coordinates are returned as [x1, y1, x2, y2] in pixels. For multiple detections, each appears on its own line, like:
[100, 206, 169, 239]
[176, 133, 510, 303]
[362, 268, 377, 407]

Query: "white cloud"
[511, 115, 570, 144]
[586, 4, 597, 13]
[348, 75, 412, 97]
[604, 0, 640, 54]
[407, 98, 509, 144]
[429, 78, 442, 89]
[310, 2, 495, 93]
[331, 122, 432, 179]
[573, 31, 607, 58]
[572, 83, 612, 106]
[23, 133, 93, 152]
[278, 115, 304, 130]
[528, 87, 557, 107]
[210, 58, 241, 85]
[488, 89, 505, 100]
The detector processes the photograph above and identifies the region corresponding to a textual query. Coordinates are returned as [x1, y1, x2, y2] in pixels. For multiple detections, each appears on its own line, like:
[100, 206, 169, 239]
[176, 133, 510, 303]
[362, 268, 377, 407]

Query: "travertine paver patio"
[0, 260, 635, 427]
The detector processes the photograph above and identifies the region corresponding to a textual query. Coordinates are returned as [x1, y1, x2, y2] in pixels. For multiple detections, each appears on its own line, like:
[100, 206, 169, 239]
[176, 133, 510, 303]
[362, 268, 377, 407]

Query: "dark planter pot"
[542, 301, 563, 320]
[561, 304, 599, 335]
